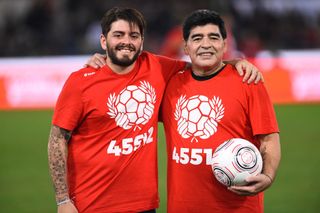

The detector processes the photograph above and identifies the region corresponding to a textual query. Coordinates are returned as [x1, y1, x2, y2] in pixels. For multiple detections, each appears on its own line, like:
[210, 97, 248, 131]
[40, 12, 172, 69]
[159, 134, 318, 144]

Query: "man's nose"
[121, 34, 132, 43]
[201, 37, 211, 48]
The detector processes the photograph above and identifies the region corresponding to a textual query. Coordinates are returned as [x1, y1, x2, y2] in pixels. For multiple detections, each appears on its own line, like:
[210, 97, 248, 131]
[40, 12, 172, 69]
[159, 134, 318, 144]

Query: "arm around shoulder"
[225, 58, 264, 84]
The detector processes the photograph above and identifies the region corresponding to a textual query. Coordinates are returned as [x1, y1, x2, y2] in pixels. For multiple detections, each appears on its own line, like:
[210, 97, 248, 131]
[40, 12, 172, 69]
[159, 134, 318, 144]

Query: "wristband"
[57, 198, 71, 206]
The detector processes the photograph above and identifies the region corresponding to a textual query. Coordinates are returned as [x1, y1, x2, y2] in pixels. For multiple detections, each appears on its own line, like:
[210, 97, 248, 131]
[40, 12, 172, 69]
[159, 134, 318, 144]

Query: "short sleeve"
[52, 72, 84, 131]
[156, 55, 186, 82]
[247, 82, 279, 135]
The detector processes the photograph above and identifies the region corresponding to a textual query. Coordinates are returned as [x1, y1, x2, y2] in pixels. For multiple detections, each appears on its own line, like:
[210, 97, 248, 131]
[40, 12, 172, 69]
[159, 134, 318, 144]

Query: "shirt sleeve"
[52, 72, 84, 131]
[156, 55, 186, 83]
[246, 82, 279, 136]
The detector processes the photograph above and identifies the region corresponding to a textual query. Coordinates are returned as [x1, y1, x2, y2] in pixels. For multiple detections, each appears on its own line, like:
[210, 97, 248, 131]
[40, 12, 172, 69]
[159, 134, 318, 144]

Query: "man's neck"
[192, 62, 225, 77]
[106, 60, 136, 75]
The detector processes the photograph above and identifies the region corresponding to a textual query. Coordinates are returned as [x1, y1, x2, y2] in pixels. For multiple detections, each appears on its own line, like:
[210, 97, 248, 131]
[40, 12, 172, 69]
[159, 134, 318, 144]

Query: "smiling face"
[100, 19, 143, 68]
[184, 24, 227, 74]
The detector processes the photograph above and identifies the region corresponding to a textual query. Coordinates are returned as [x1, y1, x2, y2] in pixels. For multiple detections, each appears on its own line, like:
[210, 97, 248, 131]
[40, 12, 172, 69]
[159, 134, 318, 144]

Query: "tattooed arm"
[48, 125, 78, 213]
[228, 133, 281, 196]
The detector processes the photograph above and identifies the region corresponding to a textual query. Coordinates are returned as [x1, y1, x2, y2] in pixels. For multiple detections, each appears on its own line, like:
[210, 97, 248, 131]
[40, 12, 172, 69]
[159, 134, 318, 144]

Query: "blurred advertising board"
[254, 50, 320, 104]
[0, 51, 320, 110]
[0, 56, 88, 110]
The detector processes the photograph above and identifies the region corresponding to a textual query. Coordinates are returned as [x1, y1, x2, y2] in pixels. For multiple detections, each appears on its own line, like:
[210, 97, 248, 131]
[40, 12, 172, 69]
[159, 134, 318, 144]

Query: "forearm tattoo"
[48, 125, 72, 202]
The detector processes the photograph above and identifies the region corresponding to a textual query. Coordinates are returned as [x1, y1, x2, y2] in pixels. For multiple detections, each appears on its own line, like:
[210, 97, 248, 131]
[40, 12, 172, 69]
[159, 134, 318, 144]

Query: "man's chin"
[198, 58, 220, 66]
[197, 61, 216, 67]
[114, 60, 135, 67]
[112, 57, 136, 67]
[118, 53, 136, 60]
[109, 49, 141, 67]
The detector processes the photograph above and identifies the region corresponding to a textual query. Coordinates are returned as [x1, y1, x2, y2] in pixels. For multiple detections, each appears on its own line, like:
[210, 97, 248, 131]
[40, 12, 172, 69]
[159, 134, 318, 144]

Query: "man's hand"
[58, 201, 78, 213]
[84, 53, 106, 69]
[235, 59, 264, 84]
[227, 173, 273, 196]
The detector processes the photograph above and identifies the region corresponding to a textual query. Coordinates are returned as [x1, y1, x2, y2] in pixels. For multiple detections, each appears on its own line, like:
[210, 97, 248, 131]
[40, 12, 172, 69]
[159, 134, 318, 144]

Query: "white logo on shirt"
[107, 81, 156, 130]
[83, 72, 96, 77]
[174, 95, 224, 142]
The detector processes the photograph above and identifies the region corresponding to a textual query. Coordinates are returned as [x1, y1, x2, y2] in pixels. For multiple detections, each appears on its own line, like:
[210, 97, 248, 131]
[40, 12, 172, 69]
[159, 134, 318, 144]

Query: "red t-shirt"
[52, 51, 185, 213]
[161, 64, 279, 213]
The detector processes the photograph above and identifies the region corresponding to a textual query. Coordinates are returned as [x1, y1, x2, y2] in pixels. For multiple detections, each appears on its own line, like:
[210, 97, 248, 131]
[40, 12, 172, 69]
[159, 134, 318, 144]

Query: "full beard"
[107, 43, 141, 67]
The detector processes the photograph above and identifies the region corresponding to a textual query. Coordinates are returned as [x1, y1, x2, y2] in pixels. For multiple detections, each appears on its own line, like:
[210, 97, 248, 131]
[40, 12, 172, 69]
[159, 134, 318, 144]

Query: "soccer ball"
[211, 138, 263, 187]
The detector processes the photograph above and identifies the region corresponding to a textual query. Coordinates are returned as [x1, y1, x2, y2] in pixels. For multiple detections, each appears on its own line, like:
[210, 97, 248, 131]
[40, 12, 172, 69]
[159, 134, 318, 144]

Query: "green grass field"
[0, 104, 319, 212]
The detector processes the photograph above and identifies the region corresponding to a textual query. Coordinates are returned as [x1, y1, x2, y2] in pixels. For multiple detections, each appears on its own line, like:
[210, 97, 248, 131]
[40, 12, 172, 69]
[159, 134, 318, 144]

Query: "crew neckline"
[191, 64, 226, 81]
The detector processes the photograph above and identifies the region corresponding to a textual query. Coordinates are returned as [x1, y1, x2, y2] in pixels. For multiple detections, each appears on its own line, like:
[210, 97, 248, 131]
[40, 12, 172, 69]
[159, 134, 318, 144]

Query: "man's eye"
[131, 34, 140, 39]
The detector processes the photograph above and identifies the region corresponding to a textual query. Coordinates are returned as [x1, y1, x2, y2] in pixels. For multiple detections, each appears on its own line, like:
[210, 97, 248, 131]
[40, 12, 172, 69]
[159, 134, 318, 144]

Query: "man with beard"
[48, 7, 263, 213]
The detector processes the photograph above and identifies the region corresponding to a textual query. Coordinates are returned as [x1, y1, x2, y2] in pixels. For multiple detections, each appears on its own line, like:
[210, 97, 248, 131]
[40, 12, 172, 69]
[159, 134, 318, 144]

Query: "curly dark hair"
[101, 7, 146, 37]
[183, 9, 227, 41]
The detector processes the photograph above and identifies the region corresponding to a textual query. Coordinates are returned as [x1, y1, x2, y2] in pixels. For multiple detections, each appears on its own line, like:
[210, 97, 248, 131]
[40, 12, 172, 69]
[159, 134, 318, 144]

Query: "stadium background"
[1, 0, 320, 212]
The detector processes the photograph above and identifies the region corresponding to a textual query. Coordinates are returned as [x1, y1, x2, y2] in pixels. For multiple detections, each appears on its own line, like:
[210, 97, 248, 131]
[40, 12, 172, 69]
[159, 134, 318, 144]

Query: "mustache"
[198, 47, 216, 54]
[115, 44, 136, 51]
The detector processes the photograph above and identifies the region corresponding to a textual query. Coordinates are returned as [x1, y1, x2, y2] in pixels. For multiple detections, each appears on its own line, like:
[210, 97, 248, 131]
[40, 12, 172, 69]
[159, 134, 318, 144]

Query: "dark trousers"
[140, 209, 156, 213]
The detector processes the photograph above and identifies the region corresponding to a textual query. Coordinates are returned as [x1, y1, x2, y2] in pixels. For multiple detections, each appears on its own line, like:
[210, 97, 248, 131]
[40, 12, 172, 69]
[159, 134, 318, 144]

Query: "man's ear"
[183, 40, 189, 56]
[100, 34, 107, 50]
[140, 37, 144, 51]
[223, 39, 228, 54]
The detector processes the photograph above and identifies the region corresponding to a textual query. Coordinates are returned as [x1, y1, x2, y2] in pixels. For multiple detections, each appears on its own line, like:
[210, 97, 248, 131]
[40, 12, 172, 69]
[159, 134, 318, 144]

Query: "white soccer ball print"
[107, 81, 156, 130]
[175, 95, 224, 142]
[211, 138, 263, 187]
